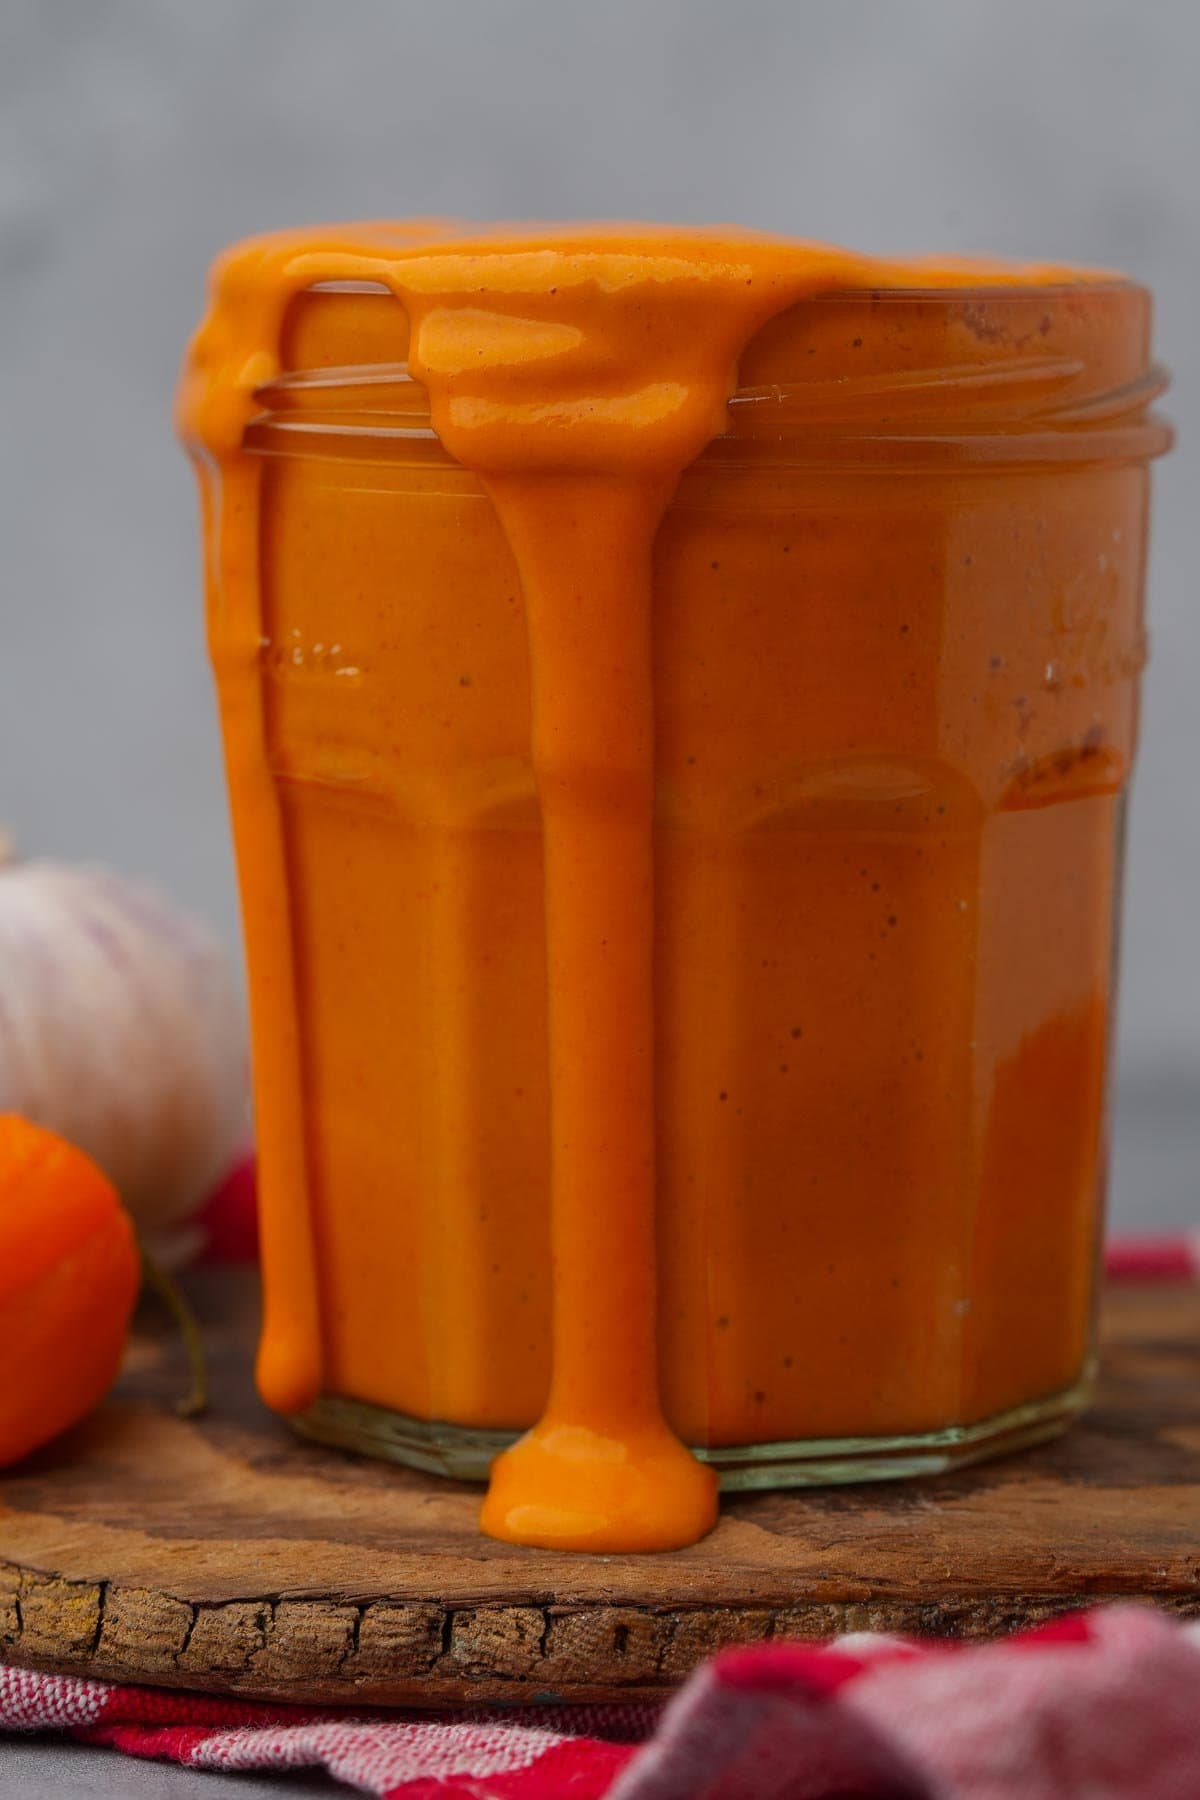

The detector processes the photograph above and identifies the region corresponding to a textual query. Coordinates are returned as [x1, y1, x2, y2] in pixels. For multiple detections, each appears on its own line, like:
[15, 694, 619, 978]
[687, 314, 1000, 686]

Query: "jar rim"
[242, 276, 1171, 470]
[303, 276, 1144, 301]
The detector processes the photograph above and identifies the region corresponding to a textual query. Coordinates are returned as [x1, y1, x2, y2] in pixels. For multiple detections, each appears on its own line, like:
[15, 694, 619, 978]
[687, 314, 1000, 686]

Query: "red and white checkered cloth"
[4, 1606, 1200, 1797]
[1105, 1230, 1200, 1282]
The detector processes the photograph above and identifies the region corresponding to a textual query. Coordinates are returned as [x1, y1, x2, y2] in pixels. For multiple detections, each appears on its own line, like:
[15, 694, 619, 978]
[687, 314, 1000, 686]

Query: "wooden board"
[1, 1271, 1197, 1707]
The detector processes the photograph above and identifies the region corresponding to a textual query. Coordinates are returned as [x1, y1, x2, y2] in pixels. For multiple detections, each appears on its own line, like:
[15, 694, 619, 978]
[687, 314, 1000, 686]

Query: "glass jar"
[200, 276, 1169, 1486]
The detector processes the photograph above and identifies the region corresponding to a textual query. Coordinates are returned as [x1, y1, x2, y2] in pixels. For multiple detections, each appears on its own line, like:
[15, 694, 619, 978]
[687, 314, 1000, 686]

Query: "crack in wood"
[174, 1602, 199, 1669]
[88, 1580, 109, 1661]
[336, 1605, 364, 1676]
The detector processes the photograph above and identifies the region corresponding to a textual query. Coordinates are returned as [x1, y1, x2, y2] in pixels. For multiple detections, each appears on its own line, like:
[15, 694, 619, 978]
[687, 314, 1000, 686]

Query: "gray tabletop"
[2, 1741, 325, 1796]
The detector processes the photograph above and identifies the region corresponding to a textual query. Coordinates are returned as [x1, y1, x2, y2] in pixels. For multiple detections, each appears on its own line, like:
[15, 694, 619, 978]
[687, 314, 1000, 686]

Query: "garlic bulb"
[0, 856, 248, 1257]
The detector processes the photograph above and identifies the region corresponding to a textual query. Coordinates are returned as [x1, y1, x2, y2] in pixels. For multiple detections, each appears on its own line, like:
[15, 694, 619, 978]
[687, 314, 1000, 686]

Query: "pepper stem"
[140, 1250, 209, 1418]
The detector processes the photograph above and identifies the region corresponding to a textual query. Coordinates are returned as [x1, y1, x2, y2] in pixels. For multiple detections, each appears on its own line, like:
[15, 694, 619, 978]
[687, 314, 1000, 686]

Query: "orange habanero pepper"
[0, 1113, 140, 1467]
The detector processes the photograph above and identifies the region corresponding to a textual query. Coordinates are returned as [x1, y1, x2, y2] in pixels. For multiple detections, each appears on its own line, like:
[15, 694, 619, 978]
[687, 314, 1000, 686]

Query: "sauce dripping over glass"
[181, 224, 1113, 1551]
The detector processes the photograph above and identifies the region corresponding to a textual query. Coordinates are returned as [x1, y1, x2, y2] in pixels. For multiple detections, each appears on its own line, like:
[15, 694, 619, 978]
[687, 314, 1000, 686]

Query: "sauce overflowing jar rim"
[243, 279, 1172, 470]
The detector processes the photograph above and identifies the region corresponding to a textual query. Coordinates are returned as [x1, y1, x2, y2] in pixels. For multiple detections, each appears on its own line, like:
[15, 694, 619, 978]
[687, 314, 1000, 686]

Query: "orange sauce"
[180, 224, 1161, 1551]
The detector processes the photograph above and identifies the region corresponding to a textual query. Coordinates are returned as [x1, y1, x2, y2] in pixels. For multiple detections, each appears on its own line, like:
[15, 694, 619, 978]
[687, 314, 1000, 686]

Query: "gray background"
[0, 4, 1195, 1792]
[1, 0, 1196, 1232]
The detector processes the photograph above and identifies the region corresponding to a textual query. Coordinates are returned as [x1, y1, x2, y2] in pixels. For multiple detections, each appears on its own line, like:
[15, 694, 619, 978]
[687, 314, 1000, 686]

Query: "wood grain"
[1, 1272, 1197, 1706]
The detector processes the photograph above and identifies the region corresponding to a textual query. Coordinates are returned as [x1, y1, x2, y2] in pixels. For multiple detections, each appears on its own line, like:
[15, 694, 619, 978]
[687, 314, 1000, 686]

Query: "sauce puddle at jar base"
[480, 1418, 718, 1553]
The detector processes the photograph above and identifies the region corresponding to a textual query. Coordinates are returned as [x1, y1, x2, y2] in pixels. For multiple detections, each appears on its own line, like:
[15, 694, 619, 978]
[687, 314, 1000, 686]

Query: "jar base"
[291, 1367, 1094, 1491]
